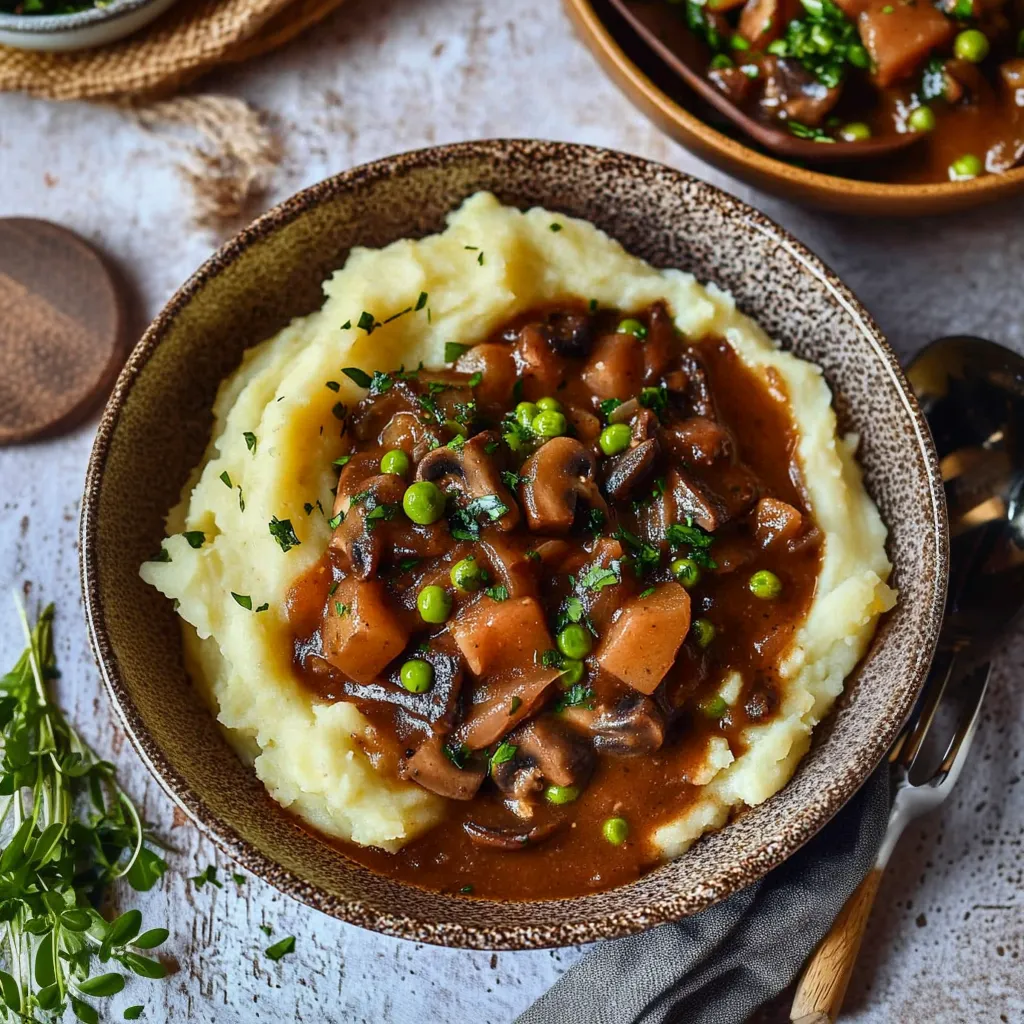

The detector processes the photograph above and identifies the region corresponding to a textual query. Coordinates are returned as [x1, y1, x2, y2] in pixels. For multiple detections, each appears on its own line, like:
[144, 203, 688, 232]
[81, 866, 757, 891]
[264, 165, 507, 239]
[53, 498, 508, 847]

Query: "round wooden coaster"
[0, 219, 125, 446]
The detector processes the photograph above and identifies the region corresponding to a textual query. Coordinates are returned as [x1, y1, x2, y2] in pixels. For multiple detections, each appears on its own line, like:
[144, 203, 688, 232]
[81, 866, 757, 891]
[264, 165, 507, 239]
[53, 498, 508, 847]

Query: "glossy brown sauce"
[286, 303, 822, 900]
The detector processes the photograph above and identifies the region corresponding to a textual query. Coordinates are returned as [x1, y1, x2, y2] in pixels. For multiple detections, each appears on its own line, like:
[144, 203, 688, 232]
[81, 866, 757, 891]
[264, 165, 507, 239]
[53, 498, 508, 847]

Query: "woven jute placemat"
[0, 0, 346, 100]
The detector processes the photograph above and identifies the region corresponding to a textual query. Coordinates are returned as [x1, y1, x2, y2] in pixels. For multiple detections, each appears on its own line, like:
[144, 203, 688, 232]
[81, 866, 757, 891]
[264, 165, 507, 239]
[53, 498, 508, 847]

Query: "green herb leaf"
[327, 510, 344, 529]
[549, 222, 562, 232]
[219, 470, 232, 488]
[119, 954, 167, 980]
[490, 741, 517, 766]
[231, 593, 253, 610]
[191, 865, 223, 889]
[579, 563, 620, 591]
[484, 585, 510, 602]
[72, 997, 99, 1024]
[78, 973, 126, 997]
[444, 342, 469, 363]
[416, 291, 429, 311]
[265, 936, 296, 962]
[555, 684, 595, 712]
[443, 742, 471, 769]
[357, 311, 378, 334]
[243, 431, 257, 453]
[182, 531, 205, 549]
[342, 367, 373, 389]
[268, 516, 301, 553]
[127, 847, 168, 892]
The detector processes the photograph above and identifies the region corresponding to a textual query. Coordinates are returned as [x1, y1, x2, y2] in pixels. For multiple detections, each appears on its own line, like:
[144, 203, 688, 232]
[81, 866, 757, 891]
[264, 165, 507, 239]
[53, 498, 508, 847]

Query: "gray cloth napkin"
[518, 767, 890, 1024]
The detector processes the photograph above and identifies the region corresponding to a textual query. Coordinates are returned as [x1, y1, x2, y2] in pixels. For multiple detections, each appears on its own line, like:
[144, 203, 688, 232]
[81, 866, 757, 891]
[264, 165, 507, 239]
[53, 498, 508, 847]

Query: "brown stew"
[286, 302, 823, 900]
[670, 0, 1024, 182]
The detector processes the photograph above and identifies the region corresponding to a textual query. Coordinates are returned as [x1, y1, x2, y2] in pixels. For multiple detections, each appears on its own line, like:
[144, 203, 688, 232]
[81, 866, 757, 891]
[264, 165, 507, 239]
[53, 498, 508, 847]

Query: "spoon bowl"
[607, 0, 924, 163]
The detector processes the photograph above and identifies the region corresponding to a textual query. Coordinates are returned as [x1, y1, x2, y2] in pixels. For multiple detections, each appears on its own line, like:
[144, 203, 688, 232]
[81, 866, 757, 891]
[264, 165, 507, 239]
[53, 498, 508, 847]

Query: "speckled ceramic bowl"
[80, 140, 947, 950]
[0, 0, 178, 52]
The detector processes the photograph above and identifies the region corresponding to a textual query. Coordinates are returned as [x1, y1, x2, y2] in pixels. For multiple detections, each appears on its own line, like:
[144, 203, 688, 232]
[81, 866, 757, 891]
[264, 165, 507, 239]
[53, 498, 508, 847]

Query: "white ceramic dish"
[0, 0, 178, 52]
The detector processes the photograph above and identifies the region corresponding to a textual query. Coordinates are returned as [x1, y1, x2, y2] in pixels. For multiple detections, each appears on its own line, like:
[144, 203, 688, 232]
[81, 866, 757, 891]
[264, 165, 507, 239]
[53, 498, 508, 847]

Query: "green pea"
[839, 122, 871, 142]
[399, 659, 434, 693]
[380, 449, 411, 477]
[670, 557, 701, 589]
[417, 585, 452, 624]
[749, 570, 782, 599]
[560, 659, 585, 687]
[949, 153, 983, 180]
[847, 43, 869, 68]
[692, 618, 716, 648]
[954, 28, 989, 63]
[616, 318, 648, 340]
[532, 410, 567, 438]
[515, 401, 539, 430]
[557, 624, 592, 660]
[450, 556, 484, 593]
[598, 423, 632, 456]
[698, 695, 728, 718]
[709, 54, 733, 70]
[402, 480, 445, 525]
[602, 816, 629, 845]
[544, 784, 581, 805]
[907, 106, 936, 133]
[535, 396, 562, 413]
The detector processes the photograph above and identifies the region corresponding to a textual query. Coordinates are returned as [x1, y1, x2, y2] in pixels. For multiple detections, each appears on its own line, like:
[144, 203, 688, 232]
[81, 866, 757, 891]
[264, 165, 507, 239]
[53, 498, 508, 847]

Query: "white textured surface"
[0, 0, 1022, 1021]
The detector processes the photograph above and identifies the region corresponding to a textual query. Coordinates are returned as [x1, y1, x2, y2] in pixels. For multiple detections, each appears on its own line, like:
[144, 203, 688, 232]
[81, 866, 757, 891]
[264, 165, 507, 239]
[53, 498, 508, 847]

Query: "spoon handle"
[789, 866, 885, 1023]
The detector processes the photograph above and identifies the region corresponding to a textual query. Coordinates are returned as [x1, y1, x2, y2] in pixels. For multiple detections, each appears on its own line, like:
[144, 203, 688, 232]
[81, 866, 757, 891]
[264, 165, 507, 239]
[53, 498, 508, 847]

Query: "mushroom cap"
[519, 437, 608, 534]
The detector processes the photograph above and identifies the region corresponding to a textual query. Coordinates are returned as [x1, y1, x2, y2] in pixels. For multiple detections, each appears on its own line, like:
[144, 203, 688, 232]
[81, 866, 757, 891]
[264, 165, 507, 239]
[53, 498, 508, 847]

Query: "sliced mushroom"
[462, 819, 560, 850]
[416, 431, 521, 532]
[602, 437, 660, 502]
[566, 406, 602, 443]
[643, 302, 677, 383]
[566, 693, 667, 756]
[581, 332, 644, 401]
[759, 56, 841, 127]
[349, 380, 420, 443]
[663, 417, 731, 467]
[454, 342, 517, 412]
[320, 578, 410, 684]
[490, 758, 545, 820]
[400, 734, 486, 801]
[666, 468, 728, 533]
[342, 650, 464, 731]
[512, 324, 568, 395]
[545, 312, 594, 357]
[456, 666, 562, 749]
[519, 437, 609, 534]
[379, 411, 444, 462]
[512, 716, 595, 788]
[330, 473, 406, 578]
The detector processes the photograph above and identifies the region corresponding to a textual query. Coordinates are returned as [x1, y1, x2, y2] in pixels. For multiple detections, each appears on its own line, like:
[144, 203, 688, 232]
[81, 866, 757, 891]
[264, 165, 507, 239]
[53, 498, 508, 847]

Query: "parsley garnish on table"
[0, 604, 170, 1022]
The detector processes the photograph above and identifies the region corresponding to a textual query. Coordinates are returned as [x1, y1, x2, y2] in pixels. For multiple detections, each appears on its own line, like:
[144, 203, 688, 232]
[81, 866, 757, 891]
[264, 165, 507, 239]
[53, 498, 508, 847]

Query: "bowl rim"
[0, 0, 161, 31]
[80, 138, 948, 949]
[563, 0, 1024, 212]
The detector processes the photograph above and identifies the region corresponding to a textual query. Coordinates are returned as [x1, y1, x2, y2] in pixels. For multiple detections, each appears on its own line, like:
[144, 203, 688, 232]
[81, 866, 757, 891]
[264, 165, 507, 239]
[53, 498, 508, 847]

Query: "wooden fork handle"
[790, 867, 885, 1023]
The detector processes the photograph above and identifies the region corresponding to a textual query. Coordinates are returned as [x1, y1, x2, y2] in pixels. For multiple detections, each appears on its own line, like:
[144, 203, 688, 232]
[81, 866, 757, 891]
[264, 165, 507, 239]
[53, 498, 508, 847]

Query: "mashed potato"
[140, 192, 896, 856]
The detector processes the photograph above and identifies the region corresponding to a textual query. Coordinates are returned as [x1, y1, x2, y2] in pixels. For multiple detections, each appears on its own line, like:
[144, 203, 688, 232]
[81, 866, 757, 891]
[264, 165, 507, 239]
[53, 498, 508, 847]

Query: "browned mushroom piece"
[456, 666, 562, 749]
[519, 437, 609, 534]
[676, 349, 717, 419]
[663, 417, 731, 467]
[454, 342, 517, 412]
[642, 302, 677, 383]
[320, 577, 410, 684]
[342, 650, 464, 732]
[349, 380, 420, 443]
[665, 468, 728, 533]
[490, 757, 545, 819]
[566, 406, 602, 443]
[379, 411, 445, 462]
[479, 532, 542, 598]
[759, 56, 842, 127]
[512, 323, 568, 395]
[581, 331, 645, 401]
[545, 311, 595, 357]
[602, 437, 660, 502]
[329, 473, 407, 578]
[462, 819, 561, 850]
[754, 496, 804, 550]
[400, 735, 487, 801]
[738, 0, 800, 46]
[512, 716, 596, 788]
[416, 431, 521, 532]
[566, 693, 667, 756]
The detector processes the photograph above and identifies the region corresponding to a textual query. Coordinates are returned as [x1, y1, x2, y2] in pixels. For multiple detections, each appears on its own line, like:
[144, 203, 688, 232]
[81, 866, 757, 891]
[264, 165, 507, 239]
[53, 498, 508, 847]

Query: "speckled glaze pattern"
[80, 140, 948, 950]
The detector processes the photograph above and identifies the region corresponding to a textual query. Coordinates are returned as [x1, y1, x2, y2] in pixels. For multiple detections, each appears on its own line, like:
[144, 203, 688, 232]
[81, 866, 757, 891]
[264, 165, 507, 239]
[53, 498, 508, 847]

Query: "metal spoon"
[790, 335, 1024, 1023]
[605, 0, 924, 163]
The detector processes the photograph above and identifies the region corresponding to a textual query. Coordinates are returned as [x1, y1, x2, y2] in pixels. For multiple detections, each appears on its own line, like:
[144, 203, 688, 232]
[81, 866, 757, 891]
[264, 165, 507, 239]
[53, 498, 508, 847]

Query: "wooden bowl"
[80, 140, 947, 949]
[564, 0, 1024, 216]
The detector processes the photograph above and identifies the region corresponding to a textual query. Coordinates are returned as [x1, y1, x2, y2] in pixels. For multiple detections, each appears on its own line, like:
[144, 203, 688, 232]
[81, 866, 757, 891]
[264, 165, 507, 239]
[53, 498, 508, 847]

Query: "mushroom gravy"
[286, 302, 823, 899]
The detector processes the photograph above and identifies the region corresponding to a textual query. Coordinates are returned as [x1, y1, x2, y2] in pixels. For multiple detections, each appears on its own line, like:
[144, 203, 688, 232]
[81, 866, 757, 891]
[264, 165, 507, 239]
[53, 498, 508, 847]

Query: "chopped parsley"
[766, 0, 869, 90]
[445, 342, 470, 363]
[490, 740, 517, 766]
[484, 585, 510, 602]
[238, 487, 245, 512]
[449, 494, 511, 541]
[541, 648, 563, 668]
[599, 397, 623, 421]
[555, 683, 595, 712]
[397, 557, 421, 572]
[525, 549, 540, 562]
[579, 562, 621, 592]
[182, 531, 205, 549]
[357, 310, 378, 334]
[151, 547, 171, 563]
[666, 517, 717, 569]
[342, 367, 372, 389]
[638, 384, 669, 418]
[501, 470, 527, 490]
[332, 402, 348, 421]
[549, 223, 562, 232]
[326, 380, 341, 392]
[613, 527, 661, 576]
[231, 593, 253, 610]
[219, 470, 232, 488]
[327, 510, 344, 529]
[335, 602, 349, 617]
[639, 587, 656, 599]
[243, 431, 257, 453]
[477, 251, 485, 266]
[255, 603, 269, 613]
[365, 502, 399, 530]
[416, 291, 429, 311]
[333, 455, 352, 468]
[265, 936, 296, 962]
[268, 516, 301, 553]
[509, 696, 523, 714]
[443, 742, 471, 769]
[467, 371, 483, 388]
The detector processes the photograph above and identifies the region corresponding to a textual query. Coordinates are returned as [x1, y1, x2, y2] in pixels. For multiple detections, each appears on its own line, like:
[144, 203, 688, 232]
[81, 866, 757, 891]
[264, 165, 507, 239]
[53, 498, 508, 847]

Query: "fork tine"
[892, 647, 958, 770]
[931, 661, 992, 791]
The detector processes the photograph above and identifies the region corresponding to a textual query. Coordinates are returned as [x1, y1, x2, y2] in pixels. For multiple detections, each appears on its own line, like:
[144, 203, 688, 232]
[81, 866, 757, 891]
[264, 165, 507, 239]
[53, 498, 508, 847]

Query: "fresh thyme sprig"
[0, 602, 170, 1023]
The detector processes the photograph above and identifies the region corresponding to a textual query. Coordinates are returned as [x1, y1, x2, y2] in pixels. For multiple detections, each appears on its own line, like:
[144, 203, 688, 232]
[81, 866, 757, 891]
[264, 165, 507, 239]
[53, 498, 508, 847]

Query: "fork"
[787, 653, 991, 1024]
